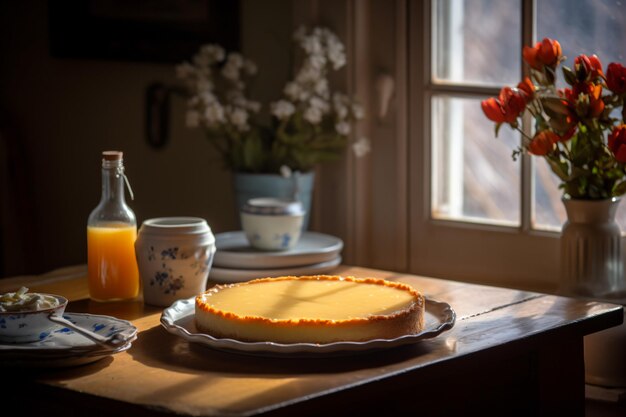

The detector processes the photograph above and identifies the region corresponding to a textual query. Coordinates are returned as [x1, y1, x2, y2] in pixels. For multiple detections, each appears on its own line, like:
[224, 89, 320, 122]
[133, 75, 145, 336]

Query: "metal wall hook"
[145, 82, 188, 149]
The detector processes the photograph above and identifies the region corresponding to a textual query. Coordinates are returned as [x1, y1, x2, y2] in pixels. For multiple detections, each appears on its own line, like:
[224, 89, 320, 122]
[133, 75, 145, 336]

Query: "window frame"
[407, 0, 562, 293]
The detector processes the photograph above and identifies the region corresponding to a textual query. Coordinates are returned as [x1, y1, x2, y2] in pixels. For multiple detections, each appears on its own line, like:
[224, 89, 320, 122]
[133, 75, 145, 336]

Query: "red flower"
[563, 83, 605, 118]
[608, 125, 626, 163]
[559, 124, 577, 142]
[574, 54, 603, 81]
[517, 77, 535, 102]
[481, 87, 527, 124]
[523, 38, 562, 71]
[607, 63, 626, 94]
[528, 131, 559, 155]
[588, 84, 605, 118]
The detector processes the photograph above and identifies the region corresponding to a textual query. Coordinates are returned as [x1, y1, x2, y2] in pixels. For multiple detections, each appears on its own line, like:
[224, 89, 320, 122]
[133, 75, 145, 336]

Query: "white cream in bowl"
[0, 287, 68, 343]
[0, 287, 61, 312]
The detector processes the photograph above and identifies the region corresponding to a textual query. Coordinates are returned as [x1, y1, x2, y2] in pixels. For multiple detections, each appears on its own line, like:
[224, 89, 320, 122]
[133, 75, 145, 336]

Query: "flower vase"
[560, 197, 626, 298]
[233, 171, 315, 230]
[560, 197, 626, 388]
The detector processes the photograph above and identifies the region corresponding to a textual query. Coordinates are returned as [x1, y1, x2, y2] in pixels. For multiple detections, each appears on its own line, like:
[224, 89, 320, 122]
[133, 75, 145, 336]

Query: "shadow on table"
[127, 324, 448, 376]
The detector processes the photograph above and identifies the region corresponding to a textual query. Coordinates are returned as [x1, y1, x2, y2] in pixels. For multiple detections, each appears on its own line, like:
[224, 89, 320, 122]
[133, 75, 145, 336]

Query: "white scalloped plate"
[160, 296, 455, 356]
[0, 312, 137, 367]
[213, 231, 343, 269]
[209, 257, 342, 283]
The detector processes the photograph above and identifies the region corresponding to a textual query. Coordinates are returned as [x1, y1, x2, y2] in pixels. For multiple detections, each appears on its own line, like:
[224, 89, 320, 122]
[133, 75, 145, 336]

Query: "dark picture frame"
[48, 0, 240, 63]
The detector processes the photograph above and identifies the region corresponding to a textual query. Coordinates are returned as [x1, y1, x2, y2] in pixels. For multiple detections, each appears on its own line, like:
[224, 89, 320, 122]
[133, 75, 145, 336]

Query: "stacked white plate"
[0, 312, 137, 368]
[209, 231, 343, 283]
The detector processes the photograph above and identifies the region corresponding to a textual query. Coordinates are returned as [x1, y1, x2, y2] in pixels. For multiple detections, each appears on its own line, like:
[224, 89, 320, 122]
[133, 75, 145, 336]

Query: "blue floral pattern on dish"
[0, 312, 137, 351]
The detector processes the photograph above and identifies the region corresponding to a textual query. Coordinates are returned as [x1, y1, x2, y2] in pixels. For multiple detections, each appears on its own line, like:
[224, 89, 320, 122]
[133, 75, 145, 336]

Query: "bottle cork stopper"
[102, 151, 123, 161]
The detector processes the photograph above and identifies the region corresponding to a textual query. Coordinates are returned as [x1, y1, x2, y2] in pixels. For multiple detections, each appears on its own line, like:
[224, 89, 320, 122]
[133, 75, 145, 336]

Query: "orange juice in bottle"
[87, 151, 139, 301]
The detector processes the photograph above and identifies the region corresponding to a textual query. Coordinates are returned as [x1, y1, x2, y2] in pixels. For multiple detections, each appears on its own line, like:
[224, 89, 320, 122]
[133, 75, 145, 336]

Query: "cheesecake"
[195, 275, 425, 344]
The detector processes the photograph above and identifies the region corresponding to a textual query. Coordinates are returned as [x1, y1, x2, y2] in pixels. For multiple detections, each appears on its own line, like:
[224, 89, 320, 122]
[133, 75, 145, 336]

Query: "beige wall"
[0, 0, 293, 277]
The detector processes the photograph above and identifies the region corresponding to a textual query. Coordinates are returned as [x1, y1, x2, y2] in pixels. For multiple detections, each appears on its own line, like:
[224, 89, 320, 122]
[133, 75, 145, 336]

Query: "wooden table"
[2, 265, 623, 417]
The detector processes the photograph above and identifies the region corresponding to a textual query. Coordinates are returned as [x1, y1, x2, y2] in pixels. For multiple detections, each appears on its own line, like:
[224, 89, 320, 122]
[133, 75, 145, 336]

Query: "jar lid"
[241, 198, 304, 216]
[139, 217, 213, 238]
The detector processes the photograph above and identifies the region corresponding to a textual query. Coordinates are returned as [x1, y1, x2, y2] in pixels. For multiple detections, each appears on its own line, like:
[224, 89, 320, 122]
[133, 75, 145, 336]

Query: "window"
[408, 0, 626, 291]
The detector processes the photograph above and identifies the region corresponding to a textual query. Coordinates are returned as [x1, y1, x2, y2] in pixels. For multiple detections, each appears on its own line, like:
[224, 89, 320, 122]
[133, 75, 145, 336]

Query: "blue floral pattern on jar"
[149, 265, 185, 295]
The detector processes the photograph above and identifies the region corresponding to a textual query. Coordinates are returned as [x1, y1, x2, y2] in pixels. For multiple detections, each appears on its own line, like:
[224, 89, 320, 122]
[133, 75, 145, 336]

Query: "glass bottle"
[87, 151, 139, 301]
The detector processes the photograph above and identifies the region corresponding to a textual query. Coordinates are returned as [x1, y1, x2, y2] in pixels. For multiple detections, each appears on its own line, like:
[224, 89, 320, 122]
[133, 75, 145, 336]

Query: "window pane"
[432, 96, 520, 225]
[533, 158, 566, 230]
[538, 0, 626, 67]
[433, 0, 521, 85]
[534, 0, 626, 230]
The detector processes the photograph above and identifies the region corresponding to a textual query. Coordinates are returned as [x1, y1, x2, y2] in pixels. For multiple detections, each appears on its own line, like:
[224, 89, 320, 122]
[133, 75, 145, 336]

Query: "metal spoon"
[47, 313, 128, 350]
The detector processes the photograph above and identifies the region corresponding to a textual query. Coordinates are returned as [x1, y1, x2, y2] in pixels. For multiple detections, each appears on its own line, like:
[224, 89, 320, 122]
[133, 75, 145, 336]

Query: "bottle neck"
[100, 160, 126, 204]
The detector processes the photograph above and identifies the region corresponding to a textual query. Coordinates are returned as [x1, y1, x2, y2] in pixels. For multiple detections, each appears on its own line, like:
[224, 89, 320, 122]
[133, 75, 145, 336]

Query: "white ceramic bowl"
[240, 198, 305, 251]
[0, 294, 68, 343]
[135, 217, 216, 307]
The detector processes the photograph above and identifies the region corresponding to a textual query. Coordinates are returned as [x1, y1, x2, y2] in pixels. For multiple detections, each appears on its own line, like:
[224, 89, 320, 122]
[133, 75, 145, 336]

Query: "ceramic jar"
[135, 217, 215, 307]
[240, 198, 305, 251]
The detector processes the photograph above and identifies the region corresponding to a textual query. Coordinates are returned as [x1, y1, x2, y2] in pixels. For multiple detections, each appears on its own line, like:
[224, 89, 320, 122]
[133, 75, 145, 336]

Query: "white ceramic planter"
[135, 217, 215, 307]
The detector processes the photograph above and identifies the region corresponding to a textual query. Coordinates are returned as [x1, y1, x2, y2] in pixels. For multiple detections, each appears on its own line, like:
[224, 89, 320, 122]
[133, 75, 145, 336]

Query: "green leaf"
[494, 123, 503, 137]
[613, 180, 626, 197]
[562, 66, 577, 86]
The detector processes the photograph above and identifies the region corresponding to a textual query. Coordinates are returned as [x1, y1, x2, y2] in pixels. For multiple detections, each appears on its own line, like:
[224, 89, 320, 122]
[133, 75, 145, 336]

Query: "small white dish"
[240, 198, 305, 251]
[209, 257, 342, 283]
[160, 296, 456, 356]
[0, 294, 68, 343]
[214, 231, 343, 269]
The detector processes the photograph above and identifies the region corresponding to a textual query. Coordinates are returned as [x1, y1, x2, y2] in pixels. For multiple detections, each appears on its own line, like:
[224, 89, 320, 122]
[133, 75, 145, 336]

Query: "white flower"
[284, 82, 301, 100]
[335, 103, 348, 119]
[309, 54, 327, 70]
[304, 106, 323, 124]
[314, 79, 329, 97]
[280, 165, 292, 178]
[296, 65, 321, 84]
[302, 36, 322, 55]
[327, 41, 346, 70]
[186, 110, 200, 128]
[333, 93, 350, 118]
[200, 44, 225, 62]
[298, 89, 311, 102]
[227, 53, 244, 68]
[309, 96, 330, 113]
[352, 103, 365, 119]
[221, 62, 240, 81]
[352, 137, 371, 157]
[176, 62, 195, 79]
[178, 26, 365, 171]
[335, 121, 351, 135]
[204, 103, 225, 126]
[271, 100, 296, 120]
[200, 91, 217, 105]
[228, 107, 249, 131]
